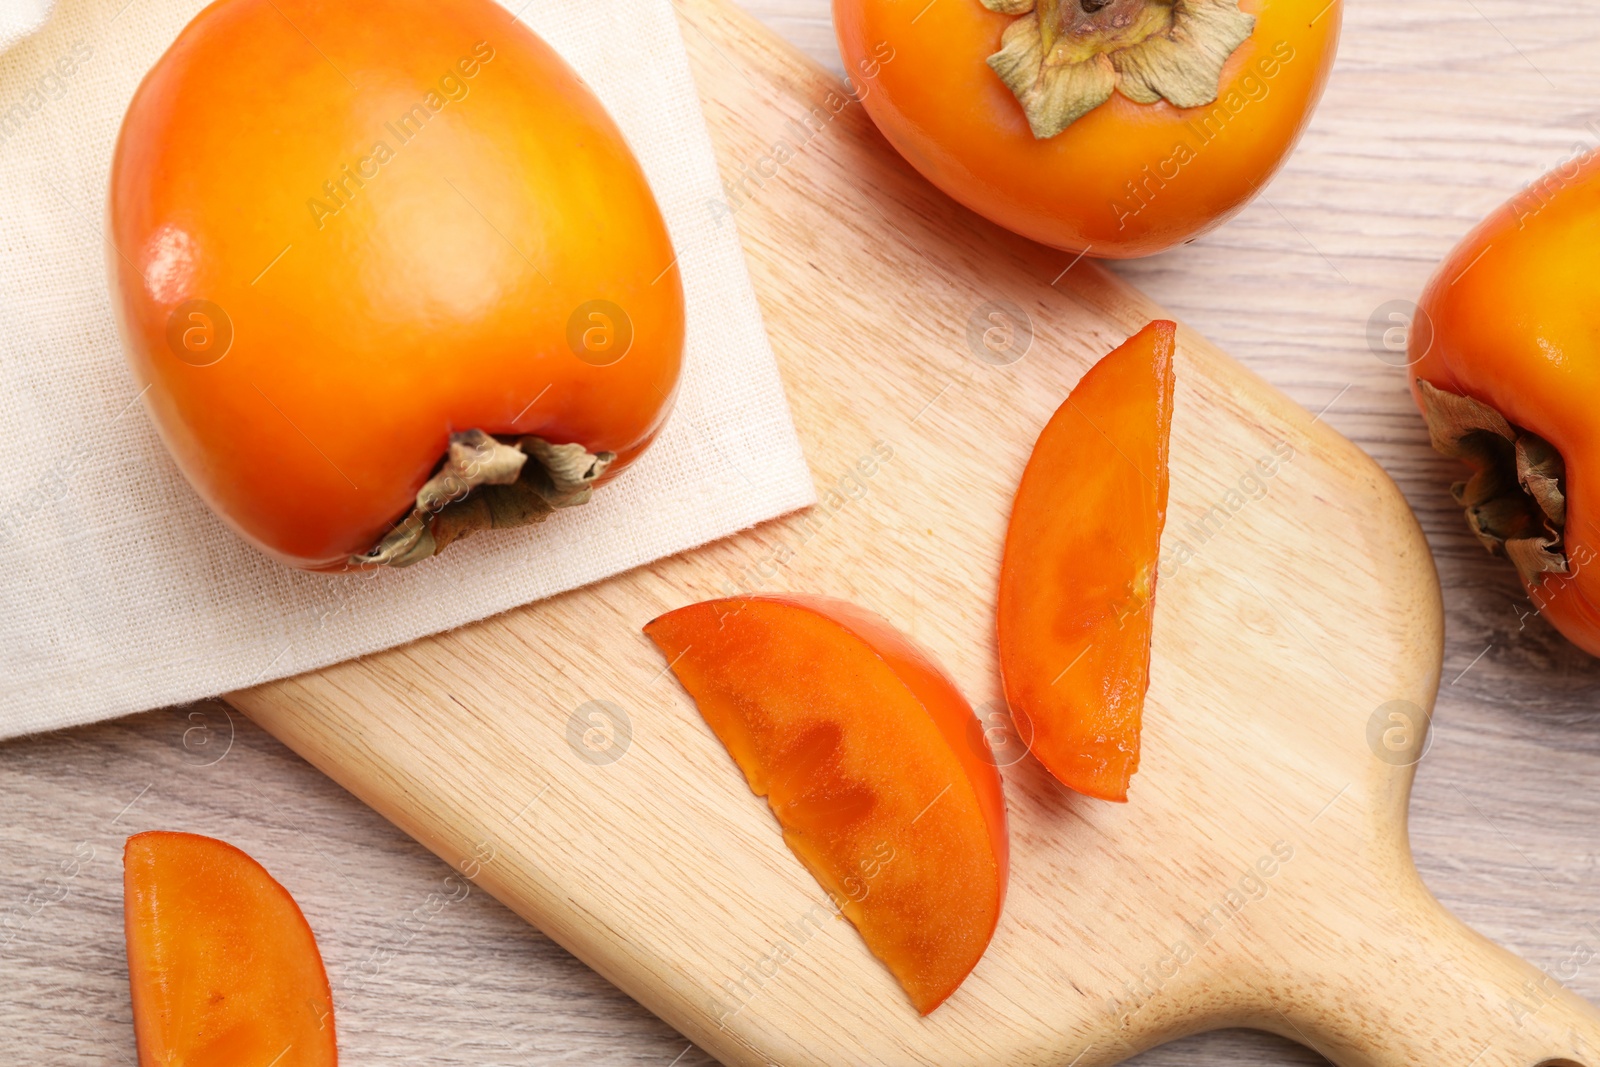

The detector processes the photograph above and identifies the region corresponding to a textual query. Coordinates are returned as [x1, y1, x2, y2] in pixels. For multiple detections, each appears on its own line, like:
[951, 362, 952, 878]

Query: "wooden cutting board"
[228, 0, 1600, 1063]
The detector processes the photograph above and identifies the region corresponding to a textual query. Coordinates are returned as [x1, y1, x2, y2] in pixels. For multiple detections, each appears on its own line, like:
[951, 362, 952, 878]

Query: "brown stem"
[1416, 380, 1569, 586]
[979, 0, 1256, 138]
[351, 430, 614, 569]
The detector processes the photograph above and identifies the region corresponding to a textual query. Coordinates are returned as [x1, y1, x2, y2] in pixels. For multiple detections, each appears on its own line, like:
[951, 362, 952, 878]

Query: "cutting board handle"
[1263, 865, 1600, 1067]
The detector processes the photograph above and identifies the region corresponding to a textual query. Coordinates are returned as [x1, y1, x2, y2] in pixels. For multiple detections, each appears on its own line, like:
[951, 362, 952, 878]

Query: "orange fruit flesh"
[123, 831, 337, 1067]
[645, 594, 1008, 1013]
[997, 320, 1176, 802]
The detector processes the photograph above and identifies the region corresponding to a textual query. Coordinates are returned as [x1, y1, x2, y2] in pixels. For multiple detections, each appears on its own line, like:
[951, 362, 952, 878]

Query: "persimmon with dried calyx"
[1408, 153, 1600, 657]
[109, 0, 684, 571]
[834, 0, 1341, 257]
[124, 831, 337, 1066]
[645, 595, 1009, 1014]
[998, 320, 1176, 801]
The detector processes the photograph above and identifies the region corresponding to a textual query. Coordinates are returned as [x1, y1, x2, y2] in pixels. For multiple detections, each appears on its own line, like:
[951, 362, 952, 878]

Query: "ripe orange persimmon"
[1408, 153, 1600, 657]
[109, 0, 684, 570]
[834, 0, 1341, 257]
[645, 595, 1009, 1014]
[124, 831, 337, 1066]
[998, 321, 1176, 801]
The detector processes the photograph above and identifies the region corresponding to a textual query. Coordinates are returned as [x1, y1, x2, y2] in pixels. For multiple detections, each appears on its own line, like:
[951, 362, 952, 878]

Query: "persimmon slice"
[124, 831, 337, 1066]
[645, 595, 1009, 1014]
[998, 320, 1176, 802]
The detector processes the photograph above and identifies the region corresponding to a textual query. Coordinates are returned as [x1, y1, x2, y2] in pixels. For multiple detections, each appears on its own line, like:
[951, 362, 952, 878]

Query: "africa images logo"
[1108, 40, 1297, 231]
[305, 41, 496, 230]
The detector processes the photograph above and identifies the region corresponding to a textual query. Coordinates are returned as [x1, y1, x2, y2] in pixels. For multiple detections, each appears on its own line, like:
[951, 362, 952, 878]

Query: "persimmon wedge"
[998, 320, 1177, 802]
[644, 595, 1008, 1014]
[124, 831, 337, 1066]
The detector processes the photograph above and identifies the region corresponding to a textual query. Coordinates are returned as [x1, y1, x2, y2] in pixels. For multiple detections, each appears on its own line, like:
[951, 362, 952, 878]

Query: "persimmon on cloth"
[124, 832, 337, 1066]
[0, 0, 812, 734]
[109, 0, 684, 571]
[998, 321, 1176, 801]
[645, 595, 1009, 1014]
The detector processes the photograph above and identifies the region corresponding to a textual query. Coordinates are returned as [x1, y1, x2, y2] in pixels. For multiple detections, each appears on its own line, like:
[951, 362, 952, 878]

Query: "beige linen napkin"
[0, 0, 814, 737]
[0, 0, 50, 53]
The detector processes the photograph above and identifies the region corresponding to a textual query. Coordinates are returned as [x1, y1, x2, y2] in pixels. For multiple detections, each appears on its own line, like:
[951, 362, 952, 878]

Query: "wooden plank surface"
[5, 2, 1600, 1067]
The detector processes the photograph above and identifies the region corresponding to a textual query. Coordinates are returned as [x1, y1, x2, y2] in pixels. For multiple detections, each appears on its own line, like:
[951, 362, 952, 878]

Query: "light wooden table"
[5, 2, 1599, 1065]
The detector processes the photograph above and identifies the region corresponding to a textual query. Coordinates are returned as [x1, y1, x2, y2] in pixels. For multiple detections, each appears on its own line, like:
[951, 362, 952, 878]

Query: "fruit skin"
[833, 0, 1340, 258]
[1408, 154, 1600, 657]
[645, 594, 1008, 1014]
[109, 0, 684, 570]
[123, 831, 337, 1066]
[998, 321, 1176, 801]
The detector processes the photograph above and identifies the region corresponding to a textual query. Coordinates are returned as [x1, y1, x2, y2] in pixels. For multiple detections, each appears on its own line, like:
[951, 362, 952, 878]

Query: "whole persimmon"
[109, 0, 684, 570]
[1408, 151, 1600, 657]
[834, 0, 1342, 257]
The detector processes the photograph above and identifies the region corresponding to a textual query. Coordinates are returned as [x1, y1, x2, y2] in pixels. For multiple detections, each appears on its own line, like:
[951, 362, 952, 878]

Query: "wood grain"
[5, 1, 1600, 1066]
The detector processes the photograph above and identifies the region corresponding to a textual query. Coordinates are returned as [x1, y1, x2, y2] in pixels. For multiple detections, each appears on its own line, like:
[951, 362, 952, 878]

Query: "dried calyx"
[981, 0, 1255, 138]
[352, 429, 613, 568]
[1417, 380, 1568, 586]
